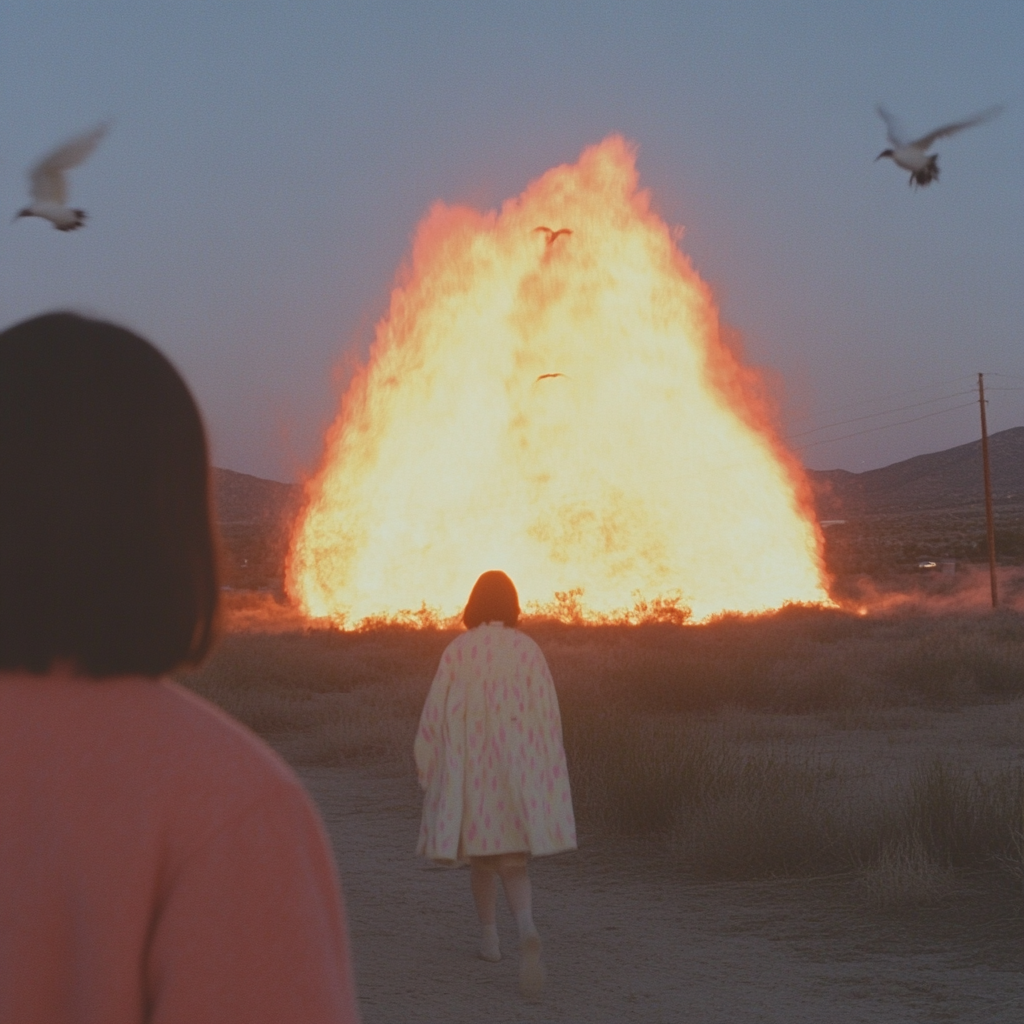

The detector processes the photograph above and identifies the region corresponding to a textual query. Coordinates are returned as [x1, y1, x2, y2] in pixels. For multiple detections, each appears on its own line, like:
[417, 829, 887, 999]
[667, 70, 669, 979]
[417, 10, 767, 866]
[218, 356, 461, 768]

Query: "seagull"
[534, 226, 572, 245]
[14, 123, 110, 230]
[875, 104, 1002, 188]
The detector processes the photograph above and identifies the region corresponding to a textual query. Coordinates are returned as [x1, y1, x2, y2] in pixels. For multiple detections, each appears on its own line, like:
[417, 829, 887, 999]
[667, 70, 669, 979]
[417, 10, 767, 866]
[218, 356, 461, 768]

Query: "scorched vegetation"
[179, 606, 1024, 909]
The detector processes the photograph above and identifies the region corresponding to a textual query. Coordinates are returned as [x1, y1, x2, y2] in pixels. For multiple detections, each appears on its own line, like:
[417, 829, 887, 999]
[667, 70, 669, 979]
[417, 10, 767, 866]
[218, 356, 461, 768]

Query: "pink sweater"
[0, 672, 360, 1024]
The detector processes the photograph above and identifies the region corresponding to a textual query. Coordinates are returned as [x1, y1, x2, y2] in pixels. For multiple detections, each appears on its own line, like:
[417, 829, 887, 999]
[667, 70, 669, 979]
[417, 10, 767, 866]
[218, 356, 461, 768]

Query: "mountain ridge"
[212, 467, 300, 525]
[212, 426, 1024, 525]
[210, 426, 1024, 585]
[806, 426, 1024, 519]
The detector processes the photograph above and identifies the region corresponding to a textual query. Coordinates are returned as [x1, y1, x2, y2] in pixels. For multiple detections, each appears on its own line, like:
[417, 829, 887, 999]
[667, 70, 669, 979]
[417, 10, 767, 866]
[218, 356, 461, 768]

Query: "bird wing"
[910, 105, 1004, 150]
[876, 105, 908, 147]
[29, 123, 110, 204]
[909, 104, 1003, 149]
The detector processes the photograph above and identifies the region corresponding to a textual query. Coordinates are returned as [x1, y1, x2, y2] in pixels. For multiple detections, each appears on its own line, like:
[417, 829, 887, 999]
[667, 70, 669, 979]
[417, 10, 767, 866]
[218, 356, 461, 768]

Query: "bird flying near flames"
[288, 137, 829, 626]
[534, 226, 572, 245]
[875, 104, 1003, 188]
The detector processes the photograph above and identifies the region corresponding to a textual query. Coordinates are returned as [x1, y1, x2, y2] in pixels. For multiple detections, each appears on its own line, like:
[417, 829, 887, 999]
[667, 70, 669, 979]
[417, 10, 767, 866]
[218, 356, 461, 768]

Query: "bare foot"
[519, 932, 545, 998]
[478, 926, 501, 962]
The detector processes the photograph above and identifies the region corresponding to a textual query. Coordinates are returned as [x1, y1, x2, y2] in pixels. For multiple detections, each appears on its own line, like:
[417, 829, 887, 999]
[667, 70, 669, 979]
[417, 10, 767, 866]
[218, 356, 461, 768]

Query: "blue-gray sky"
[2, 2, 1021, 481]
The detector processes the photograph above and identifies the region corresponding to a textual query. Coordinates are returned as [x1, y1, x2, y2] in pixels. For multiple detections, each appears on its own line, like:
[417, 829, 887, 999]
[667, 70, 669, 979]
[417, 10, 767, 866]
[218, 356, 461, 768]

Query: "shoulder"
[71, 680, 314, 829]
[140, 684, 327, 868]
[150, 680, 307, 803]
[443, 631, 470, 654]
[440, 629, 478, 663]
[0, 673, 318, 866]
[0, 672, 289, 789]
[441, 627, 547, 670]
[503, 628, 546, 661]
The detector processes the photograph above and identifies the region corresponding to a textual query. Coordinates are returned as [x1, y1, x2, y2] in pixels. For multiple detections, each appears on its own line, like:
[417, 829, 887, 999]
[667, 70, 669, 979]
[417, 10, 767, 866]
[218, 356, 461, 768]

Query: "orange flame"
[288, 137, 829, 626]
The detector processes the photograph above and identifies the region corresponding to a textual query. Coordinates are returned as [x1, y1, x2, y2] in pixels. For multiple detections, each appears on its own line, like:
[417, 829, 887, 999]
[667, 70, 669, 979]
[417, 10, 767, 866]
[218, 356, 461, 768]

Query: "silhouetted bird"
[534, 226, 572, 245]
[875, 104, 1002, 188]
[14, 123, 109, 231]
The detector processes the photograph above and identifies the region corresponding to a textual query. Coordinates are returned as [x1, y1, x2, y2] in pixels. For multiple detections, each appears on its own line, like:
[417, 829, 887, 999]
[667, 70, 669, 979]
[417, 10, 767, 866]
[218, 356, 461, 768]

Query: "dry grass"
[181, 631, 434, 773]
[859, 835, 957, 909]
[536, 605, 1024, 713]
[562, 707, 1023, 895]
[177, 607, 1024, 904]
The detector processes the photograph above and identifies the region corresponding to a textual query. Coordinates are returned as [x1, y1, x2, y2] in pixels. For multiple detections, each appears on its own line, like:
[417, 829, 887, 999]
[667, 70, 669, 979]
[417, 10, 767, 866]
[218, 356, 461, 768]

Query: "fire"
[288, 137, 829, 625]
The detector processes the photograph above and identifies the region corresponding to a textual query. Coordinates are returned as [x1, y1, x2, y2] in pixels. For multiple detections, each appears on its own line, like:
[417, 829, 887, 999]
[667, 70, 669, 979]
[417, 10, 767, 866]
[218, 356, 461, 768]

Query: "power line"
[785, 373, 976, 423]
[792, 400, 978, 452]
[786, 388, 976, 440]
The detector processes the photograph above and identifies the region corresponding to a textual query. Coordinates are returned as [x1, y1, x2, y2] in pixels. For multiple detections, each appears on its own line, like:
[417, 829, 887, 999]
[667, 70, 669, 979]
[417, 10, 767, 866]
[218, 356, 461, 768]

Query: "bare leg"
[470, 860, 497, 925]
[496, 861, 535, 938]
[497, 859, 545, 997]
[470, 859, 501, 961]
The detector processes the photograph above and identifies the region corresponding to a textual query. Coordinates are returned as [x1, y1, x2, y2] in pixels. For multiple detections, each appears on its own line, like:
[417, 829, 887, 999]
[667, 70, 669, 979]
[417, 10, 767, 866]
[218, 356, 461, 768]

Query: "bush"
[887, 632, 1024, 700]
[565, 709, 1023, 886]
[179, 614, 1024, 892]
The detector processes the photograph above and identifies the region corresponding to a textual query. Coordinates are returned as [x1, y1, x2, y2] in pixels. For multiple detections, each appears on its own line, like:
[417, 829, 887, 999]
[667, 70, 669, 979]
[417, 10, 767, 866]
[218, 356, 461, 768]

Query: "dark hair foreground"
[462, 569, 520, 628]
[0, 312, 218, 676]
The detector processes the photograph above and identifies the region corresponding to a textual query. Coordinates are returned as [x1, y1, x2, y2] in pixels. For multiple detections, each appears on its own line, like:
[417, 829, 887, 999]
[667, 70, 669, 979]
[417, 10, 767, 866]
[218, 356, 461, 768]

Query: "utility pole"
[978, 373, 998, 608]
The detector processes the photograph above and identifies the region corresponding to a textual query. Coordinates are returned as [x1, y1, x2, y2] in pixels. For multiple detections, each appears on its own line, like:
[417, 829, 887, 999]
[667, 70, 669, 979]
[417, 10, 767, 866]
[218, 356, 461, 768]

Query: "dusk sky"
[2, 2, 1021, 482]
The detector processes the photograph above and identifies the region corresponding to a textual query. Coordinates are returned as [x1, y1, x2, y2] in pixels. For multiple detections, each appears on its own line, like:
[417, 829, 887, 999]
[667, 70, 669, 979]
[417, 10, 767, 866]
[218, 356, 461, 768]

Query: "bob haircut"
[462, 570, 520, 629]
[0, 312, 218, 677]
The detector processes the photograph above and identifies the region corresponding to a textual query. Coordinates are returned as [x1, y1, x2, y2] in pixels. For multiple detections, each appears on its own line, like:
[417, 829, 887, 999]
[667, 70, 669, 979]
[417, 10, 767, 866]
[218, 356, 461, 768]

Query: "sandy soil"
[299, 743, 1023, 1023]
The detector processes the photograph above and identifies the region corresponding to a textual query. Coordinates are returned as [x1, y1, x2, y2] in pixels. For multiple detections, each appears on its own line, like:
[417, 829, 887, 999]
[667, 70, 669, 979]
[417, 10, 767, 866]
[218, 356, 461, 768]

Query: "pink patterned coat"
[415, 624, 577, 863]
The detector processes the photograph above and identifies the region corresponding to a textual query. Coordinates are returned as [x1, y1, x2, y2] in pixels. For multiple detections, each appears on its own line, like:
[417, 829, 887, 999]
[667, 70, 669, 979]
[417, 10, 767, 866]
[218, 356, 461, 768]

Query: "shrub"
[179, 614, 1024, 893]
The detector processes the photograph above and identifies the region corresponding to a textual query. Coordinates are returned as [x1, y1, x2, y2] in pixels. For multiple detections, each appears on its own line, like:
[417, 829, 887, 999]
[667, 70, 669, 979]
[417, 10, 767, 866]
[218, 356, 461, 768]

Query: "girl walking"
[415, 571, 576, 998]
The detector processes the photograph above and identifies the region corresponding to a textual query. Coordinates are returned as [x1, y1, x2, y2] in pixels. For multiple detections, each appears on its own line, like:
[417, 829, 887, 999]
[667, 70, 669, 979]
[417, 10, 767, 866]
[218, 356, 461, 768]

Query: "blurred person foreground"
[0, 313, 359, 1024]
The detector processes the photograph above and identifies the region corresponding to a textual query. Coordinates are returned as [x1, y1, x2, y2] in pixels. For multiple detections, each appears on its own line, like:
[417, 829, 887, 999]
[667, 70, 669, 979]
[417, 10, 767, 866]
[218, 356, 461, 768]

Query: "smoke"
[835, 565, 1024, 617]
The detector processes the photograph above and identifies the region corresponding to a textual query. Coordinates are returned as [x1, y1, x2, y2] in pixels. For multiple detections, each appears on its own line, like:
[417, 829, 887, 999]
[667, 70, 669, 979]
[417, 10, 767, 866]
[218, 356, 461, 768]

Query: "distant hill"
[211, 467, 300, 525]
[806, 427, 1024, 574]
[807, 426, 1024, 520]
[211, 427, 1024, 531]
[211, 469, 301, 589]
[209, 426, 1024, 587]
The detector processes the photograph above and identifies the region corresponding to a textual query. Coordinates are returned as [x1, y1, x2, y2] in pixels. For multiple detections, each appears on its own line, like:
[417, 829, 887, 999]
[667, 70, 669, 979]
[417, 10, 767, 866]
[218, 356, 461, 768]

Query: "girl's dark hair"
[462, 570, 520, 629]
[0, 312, 219, 677]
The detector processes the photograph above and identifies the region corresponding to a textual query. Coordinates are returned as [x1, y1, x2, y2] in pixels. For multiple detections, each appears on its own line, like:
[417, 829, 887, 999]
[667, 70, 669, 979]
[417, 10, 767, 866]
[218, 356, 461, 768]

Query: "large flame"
[288, 137, 829, 625]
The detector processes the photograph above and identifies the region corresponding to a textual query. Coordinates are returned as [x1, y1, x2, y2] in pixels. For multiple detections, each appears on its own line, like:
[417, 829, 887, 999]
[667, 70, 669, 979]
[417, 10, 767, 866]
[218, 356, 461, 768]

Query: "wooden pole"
[978, 373, 998, 608]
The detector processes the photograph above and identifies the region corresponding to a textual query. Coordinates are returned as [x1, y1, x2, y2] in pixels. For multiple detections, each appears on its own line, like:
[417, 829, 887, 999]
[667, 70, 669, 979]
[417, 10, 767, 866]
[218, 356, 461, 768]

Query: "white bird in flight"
[875, 104, 1002, 188]
[14, 123, 110, 231]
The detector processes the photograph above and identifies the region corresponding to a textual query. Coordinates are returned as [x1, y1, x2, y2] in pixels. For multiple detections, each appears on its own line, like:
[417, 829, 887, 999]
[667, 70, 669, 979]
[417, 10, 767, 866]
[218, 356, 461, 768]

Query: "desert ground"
[302, 754, 1021, 1023]
[182, 609, 1024, 1022]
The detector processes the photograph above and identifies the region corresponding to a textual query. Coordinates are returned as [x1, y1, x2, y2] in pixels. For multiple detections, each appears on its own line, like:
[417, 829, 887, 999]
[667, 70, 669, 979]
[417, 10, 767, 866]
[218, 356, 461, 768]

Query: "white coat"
[415, 624, 576, 863]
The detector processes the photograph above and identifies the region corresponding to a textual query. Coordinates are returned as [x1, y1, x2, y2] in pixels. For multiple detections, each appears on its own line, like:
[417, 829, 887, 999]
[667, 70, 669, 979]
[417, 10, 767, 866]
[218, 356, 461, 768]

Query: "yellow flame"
[288, 137, 829, 625]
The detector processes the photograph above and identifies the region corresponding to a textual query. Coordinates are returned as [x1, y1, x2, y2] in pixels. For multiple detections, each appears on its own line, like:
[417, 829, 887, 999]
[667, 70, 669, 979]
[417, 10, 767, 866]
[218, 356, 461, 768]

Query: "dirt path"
[298, 764, 1022, 1024]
